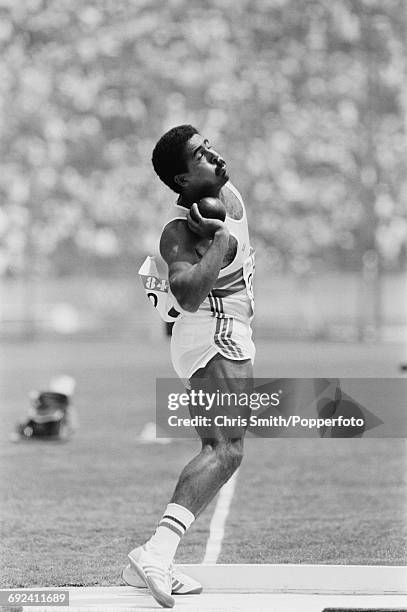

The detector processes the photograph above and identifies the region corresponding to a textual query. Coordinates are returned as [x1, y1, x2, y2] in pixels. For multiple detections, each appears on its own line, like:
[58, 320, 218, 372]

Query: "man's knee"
[217, 439, 244, 475]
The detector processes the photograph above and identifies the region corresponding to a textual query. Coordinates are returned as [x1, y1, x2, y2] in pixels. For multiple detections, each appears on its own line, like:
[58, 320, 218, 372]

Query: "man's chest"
[219, 187, 243, 220]
[193, 186, 244, 267]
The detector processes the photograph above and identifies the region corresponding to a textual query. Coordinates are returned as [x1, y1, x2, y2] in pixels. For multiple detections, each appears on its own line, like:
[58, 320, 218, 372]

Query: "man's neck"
[178, 185, 223, 209]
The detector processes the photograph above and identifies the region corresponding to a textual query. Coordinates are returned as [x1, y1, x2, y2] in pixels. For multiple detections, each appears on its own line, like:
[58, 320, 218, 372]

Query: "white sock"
[144, 503, 195, 567]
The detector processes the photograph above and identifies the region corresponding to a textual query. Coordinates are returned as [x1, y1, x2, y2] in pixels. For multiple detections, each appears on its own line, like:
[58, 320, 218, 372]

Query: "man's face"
[176, 133, 229, 194]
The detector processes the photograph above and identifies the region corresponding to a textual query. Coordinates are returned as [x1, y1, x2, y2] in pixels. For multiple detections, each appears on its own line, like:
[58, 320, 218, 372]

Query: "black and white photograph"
[0, 1, 406, 611]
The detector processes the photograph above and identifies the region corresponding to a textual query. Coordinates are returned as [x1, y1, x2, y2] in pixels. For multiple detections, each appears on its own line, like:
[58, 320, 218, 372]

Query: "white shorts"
[170, 294, 255, 381]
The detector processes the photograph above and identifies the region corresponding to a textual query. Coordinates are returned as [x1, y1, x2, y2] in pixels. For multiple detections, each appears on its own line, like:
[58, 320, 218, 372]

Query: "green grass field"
[0, 338, 406, 587]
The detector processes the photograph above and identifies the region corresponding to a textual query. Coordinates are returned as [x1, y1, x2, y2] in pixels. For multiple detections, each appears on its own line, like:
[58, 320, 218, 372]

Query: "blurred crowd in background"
[0, 0, 406, 341]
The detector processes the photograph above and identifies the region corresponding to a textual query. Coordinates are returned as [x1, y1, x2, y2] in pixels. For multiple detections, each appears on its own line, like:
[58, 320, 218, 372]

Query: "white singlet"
[162, 181, 255, 381]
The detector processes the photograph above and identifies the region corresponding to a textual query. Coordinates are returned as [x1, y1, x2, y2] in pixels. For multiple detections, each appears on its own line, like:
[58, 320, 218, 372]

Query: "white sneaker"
[127, 545, 174, 608]
[122, 562, 203, 595]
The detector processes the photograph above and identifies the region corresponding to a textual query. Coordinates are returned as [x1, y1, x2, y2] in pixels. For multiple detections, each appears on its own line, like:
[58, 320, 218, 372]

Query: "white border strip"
[202, 470, 239, 564]
[177, 563, 407, 595]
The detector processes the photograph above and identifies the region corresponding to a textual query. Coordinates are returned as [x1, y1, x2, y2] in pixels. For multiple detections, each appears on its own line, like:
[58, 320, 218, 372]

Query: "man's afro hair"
[152, 124, 199, 193]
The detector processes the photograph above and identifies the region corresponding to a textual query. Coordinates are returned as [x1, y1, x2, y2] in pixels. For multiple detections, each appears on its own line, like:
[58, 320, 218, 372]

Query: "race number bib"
[243, 248, 255, 315]
[138, 256, 180, 323]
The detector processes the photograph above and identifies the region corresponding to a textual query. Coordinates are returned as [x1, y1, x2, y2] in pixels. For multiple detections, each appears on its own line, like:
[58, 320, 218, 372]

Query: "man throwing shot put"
[125, 125, 255, 608]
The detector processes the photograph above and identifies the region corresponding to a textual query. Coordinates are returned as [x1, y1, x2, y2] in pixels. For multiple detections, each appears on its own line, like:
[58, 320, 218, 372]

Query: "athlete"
[125, 125, 255, 608]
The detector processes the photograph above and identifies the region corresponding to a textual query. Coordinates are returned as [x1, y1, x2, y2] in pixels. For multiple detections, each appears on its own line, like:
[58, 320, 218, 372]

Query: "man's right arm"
[160, 214, 229, 313]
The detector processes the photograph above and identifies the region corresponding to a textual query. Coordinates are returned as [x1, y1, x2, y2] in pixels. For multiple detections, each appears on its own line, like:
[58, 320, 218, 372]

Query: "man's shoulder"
[159, 218, 197, 263]
[161, 217, 187, 240]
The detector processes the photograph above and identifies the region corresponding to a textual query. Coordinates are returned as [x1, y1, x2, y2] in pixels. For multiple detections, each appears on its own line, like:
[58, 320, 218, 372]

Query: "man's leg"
[143, 354, 253, 561]
[128, 354, 252, 608]
[170, 354, 253, 516]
